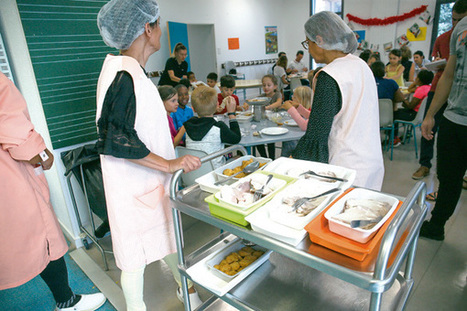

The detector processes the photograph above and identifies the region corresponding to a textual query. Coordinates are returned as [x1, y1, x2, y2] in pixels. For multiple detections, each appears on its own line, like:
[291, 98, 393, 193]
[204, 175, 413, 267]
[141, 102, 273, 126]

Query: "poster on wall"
[419, 10, 432, 25]
[354, 30, 366, 42]
[384, 42, 393, 53]
[265, 26, 278, 54]
[407, 24, 427, 41]
[396, 34, 410, 47]
[228, 38, 240, 50]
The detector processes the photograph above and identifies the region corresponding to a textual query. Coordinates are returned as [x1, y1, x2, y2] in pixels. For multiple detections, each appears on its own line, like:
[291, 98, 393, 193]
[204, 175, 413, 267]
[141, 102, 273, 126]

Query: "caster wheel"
[83, 238, 90, 250]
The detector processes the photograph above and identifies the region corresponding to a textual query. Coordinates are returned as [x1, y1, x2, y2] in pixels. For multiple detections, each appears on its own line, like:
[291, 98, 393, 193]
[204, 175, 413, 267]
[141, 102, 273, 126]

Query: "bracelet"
[227, 112, 236, 116]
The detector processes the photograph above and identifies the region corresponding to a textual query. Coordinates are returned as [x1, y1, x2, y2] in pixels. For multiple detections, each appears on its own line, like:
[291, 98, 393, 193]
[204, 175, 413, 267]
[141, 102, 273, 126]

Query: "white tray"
[245, 205, 308, 246]
[267, 179, 342, 230]
[186, 238, 272, 296]
[264, 157, 356, 191]
[213, 155, 271, 181]
[324, 188, 399, 244]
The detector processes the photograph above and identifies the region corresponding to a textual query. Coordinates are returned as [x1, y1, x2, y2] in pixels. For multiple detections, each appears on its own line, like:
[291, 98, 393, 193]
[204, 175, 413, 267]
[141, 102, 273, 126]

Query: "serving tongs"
[299, 170, 348, 182]
[350, 216, 383, 228]
[289, 188, 341, 212]
[253, 174, 273, 201]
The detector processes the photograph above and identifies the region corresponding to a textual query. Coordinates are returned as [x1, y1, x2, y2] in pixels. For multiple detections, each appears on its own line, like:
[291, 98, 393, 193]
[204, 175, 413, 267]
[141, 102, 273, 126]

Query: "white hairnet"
[304, 11, 357, 54]
[97, 0, 160, 50]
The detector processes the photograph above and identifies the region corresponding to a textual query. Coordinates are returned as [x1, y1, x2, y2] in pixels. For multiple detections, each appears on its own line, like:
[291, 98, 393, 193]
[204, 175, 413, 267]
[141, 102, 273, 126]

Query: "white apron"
[96, 55, 176, 271]
[320, 54, 384, 191]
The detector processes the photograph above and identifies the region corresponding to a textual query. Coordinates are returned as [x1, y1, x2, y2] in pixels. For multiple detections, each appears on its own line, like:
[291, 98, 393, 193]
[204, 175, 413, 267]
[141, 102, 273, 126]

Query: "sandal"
[426, 191, 438, 202]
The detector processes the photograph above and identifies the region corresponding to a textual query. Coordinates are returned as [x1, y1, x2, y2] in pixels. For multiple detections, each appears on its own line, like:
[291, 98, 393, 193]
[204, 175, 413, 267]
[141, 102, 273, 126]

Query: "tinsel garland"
[346, 5, 428, 26]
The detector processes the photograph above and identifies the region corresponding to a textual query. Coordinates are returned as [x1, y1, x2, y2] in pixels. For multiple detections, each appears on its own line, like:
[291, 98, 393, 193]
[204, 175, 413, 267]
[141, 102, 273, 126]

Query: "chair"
[174, 146, 215, 187]
[379, 99, 395, 160]
[394, 97, 428, 159]
[61, 144, 111, 270]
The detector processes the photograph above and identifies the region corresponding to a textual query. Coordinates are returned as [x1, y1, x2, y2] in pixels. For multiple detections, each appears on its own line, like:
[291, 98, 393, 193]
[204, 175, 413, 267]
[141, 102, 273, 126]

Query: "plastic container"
[214, 155, 271, 182]
[206, 240, 271, 281]
[215, 172, 287, 211]
[324, 188, 399, 243]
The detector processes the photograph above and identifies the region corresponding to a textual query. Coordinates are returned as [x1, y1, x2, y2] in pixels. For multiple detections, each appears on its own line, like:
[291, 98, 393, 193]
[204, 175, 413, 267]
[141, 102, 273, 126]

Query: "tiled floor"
[73, 117, 466, 310]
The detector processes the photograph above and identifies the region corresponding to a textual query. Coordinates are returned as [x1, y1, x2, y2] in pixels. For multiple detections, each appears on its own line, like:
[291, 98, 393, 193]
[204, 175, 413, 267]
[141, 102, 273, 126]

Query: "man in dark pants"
[420, 0, 467, 241]
[412, 5, 464, 180]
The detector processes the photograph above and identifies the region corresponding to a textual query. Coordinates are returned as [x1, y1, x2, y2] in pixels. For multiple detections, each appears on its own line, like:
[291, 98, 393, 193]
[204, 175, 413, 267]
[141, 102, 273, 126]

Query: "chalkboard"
[17, 0, 116, 148]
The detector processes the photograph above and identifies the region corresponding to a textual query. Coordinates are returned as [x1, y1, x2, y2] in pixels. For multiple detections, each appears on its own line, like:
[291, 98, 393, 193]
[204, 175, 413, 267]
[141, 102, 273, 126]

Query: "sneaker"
[412, 166, 430, 180]
[393, 136, 401, 147]
[57, 293, 106, 311]
[419, 221, 444, 241]
[176, 287, 202, 309]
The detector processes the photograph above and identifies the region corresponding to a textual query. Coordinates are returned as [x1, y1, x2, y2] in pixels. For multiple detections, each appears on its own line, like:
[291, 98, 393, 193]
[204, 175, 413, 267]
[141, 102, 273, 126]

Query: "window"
[430, 0, 455, 57]
[0, 32, 14, 83]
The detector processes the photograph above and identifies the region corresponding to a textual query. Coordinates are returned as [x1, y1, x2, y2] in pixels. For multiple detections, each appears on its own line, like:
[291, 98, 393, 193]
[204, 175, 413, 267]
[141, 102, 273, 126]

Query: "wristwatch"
[227, 112, 236, 116]
[39, 150, 49, 162]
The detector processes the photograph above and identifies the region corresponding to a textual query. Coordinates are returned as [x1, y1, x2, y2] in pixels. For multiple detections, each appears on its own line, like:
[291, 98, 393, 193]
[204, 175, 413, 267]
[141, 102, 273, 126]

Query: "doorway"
[167, 22, 217, 82]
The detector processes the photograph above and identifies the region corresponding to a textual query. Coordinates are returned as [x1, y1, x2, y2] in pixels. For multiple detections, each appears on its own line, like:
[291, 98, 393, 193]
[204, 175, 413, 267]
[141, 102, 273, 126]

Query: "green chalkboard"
[17, 0, 116, 148]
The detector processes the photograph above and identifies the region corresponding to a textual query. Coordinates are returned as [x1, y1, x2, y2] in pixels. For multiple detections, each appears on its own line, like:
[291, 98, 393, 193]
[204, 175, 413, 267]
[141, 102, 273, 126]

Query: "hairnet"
[97, 0, 160, 50]
[304, 11, 357, 54]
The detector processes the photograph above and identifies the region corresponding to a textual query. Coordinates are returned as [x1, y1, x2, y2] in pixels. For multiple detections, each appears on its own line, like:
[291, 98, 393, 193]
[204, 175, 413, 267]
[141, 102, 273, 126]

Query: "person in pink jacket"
[0, 72, 105, 310]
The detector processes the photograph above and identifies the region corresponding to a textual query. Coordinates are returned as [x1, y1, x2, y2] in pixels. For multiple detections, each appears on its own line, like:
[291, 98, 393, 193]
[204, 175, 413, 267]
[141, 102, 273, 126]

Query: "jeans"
[393, 108, 416, 137]
[430, 117, 467, 228]
[419, 91, 447, 168]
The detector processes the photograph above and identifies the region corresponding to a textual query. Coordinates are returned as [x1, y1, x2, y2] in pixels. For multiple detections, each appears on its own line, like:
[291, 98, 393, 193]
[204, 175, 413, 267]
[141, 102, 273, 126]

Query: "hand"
[421, 116, 435, 140]
[281, 100, 293, 110]
[225, 96, 236, 113]
[242, 102, 249, 111]
[169, 155, 201, 173]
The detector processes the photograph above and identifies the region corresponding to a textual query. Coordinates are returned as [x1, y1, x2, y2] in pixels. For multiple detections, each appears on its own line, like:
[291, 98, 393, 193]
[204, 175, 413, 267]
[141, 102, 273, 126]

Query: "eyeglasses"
[301, 40, 309, 50]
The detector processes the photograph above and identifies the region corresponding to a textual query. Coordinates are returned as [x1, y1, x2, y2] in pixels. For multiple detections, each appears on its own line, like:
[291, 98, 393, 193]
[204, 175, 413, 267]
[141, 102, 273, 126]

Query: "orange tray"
[305, 188, 404, 262]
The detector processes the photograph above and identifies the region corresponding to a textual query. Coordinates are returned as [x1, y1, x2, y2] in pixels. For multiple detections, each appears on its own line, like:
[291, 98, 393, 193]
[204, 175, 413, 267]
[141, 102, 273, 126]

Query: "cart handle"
[170, 145, 248, 199]
[373, 181, 427, 281]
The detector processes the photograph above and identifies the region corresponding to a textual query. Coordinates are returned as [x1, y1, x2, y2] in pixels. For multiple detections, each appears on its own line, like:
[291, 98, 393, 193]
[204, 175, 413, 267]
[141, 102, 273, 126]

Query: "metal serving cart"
[170, 146, 428, 311]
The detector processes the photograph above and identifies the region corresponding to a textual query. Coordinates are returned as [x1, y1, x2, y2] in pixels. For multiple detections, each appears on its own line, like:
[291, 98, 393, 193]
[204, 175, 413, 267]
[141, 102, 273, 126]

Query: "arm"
[280, 74, 290, 85]
[173, 126, 186, 147]
[286, 105, 308, 131]
[393, 88, 406, 105]
[407, 81, 418, 93]
[168, 70, 182, 83]
[387, 65, 405, 82]
[402, 97, 421, 110]
[408, 63, 415, 82]
[266, 93, 283, 110]
[296, 104, 311, 119]
[129, 151, 200, 174]
[422, 55, 456, 140]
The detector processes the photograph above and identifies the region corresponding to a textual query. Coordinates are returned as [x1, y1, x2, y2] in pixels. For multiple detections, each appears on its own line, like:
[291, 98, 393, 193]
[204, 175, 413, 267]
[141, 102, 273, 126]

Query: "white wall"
[187, 24, 217, 81]
[344, 0, 437, 64]
[148, 0, 311, 80]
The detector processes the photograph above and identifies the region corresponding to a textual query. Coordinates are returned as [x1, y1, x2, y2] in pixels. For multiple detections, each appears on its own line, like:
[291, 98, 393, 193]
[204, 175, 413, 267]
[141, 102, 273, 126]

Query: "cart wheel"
[83, 238, 90, 250]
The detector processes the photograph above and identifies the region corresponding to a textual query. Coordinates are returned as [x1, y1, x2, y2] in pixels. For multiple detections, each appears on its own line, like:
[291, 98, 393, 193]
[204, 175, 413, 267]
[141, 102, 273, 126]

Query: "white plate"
[284, 120, 298, 127]
[186, 238, 272, 296]
[260, 127, 289, 136]
[264, 157, 356, 191]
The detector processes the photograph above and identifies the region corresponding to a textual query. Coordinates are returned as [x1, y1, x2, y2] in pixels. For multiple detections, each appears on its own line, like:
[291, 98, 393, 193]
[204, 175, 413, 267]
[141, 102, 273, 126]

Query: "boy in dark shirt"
[184, 86, 241, 168]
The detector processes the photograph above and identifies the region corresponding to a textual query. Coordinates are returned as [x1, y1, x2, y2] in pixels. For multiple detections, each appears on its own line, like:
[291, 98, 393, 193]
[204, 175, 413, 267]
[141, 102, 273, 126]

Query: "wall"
[187, 24, 217, 81]
[344, 0, 437, 64]
[148, 0, 311, 80]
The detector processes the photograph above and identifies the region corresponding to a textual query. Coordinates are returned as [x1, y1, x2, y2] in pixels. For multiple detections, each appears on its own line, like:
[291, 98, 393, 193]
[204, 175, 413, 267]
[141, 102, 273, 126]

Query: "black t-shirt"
[158, 57, 188, 86]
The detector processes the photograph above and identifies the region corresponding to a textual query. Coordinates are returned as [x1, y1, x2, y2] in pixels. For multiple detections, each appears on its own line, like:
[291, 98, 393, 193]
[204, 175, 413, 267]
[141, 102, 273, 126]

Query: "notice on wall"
[265, 26, 278, 54]
[228, 38, 239, 50]
[407, 24, 427, 41]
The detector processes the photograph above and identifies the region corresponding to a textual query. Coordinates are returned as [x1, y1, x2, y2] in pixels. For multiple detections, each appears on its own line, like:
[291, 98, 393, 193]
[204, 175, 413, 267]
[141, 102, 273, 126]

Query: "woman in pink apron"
[96, 1, 201, 310]
[292, 11, 384, 191]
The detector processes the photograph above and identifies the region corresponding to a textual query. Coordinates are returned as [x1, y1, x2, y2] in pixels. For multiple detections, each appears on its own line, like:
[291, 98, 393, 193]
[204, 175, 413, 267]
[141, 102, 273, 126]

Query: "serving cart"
[170, 146, 428, 311]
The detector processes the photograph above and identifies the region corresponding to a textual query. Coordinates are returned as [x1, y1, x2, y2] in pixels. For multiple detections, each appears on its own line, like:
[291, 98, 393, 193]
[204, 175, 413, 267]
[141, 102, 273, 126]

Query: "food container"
[324, 188, 399, 243]
[264, 157, 356, 191]
[206, 171, 296, 226]
[267, 179, 341, 230]
[246, 97, 269, 121]
[214, 155, 272, 182]
[215, 172, 288, 211]
[206, 240, 271, 281]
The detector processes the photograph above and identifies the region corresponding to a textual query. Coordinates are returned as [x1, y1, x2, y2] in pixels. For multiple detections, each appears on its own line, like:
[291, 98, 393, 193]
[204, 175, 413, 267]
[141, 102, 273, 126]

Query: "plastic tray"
[267, 179, 342, 230]
[185, 238, 272, 296]
[264, 157, 356, 191]
[206, 171, 296, 226]
[214, 155, 271, 181]
[304, 189, 403, 261]
[206, 241, 271, 281]
[324, 188, 399, 243]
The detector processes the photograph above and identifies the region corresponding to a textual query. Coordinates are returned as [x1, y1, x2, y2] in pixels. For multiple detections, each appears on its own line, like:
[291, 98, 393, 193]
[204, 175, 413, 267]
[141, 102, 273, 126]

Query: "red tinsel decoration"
[346, 5, 428, 26]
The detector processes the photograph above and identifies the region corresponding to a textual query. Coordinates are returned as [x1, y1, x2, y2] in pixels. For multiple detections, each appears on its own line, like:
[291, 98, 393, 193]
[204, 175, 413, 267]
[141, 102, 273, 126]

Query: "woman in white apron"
[292, 11, 384, 191]
[96, 1, 201, 310]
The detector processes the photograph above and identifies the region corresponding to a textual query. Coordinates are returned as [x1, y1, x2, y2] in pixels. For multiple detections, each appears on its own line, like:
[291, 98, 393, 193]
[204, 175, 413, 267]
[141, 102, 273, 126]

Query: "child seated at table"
[216, 75, 248, 114]
[171, 84, 194, 131]
[184, 86, 241, 168]
[206, 72, 221, 93]
[385, 49, 405, 87]
[159, 85, 186, 147]
[188, 71, 207, 89]
[393, 69, 433, 146]
[255, 74, 283, 159]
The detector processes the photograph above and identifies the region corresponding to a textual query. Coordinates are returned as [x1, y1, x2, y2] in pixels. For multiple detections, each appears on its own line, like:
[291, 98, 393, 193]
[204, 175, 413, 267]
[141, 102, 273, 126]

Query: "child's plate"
[261, 127, 288, 136]
[284, 120, 298, 127]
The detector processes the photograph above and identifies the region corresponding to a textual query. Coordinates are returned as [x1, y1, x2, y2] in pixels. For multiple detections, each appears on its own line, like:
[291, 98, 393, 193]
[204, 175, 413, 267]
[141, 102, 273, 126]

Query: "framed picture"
[265, 26, 278, 54]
